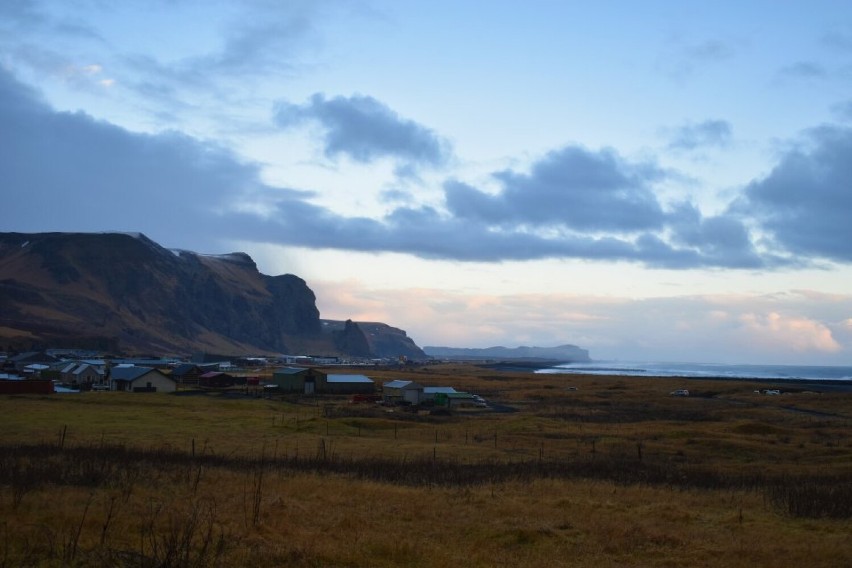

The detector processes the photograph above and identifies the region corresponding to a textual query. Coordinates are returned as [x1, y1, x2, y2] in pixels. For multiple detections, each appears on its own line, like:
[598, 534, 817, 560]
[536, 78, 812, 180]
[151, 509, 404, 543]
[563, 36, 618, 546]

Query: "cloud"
[739, 126, 852, 262]
[0, 67, 769, 268]
[777, 61, 827, 80]
[123, 2, 320, 94]
[667, 119, 732, 151]
[0, 67, 277, 251]
[738, 312, 841, 353]
[275, 93, 451, 168]
[445, 146, 666, 232]
[309, 282, 852, 364]
[667, 202, 764, 268]
[659, 38, 736, 81]
[822, 29, 852, 52]
[0, 68, 794, 269]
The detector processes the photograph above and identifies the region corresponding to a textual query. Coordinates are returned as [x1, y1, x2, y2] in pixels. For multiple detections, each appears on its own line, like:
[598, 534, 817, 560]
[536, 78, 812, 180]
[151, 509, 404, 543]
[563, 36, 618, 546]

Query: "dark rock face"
[331, 319, 372, 358]
[321, 320, 427, 359]
[0, 232, 323, 355]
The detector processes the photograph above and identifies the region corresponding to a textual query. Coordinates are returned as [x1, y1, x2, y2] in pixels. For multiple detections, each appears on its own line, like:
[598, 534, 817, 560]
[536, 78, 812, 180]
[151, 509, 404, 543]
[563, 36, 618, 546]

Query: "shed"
[110, 366, 176, 393]
[382, 380, 424, 405]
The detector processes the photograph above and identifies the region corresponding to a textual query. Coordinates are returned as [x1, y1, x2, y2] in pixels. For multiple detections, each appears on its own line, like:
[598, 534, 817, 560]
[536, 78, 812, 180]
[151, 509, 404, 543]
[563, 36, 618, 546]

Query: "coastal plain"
[1, 364, 851, 567]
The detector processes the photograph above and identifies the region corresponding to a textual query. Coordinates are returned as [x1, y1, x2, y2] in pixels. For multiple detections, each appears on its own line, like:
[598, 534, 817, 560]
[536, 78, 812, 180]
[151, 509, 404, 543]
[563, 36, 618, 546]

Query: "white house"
[110, 366, 176, 393]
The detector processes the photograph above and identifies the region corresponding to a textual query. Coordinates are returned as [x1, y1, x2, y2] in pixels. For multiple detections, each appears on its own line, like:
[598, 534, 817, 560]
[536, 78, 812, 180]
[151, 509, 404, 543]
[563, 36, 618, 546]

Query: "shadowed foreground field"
[1, 364, 851, 567]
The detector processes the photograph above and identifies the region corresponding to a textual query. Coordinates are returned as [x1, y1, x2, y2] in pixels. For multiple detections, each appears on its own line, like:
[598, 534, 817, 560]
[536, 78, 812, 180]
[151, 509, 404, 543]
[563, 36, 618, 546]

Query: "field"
[2, 364, 851, 567]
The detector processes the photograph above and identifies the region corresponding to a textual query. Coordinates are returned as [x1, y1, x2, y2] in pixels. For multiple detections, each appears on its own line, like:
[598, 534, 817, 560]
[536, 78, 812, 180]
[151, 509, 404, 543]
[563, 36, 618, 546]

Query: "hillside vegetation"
[1, 364, 851, 566]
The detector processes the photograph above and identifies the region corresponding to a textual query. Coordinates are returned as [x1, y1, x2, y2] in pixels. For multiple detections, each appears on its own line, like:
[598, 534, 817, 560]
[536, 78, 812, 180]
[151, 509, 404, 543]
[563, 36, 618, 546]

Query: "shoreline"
[475, 361, 852, 393]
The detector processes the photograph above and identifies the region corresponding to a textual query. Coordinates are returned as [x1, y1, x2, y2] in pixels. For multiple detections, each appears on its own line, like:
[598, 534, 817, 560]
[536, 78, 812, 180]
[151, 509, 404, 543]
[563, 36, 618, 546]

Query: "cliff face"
[321, 320, 427, 359]
[0, 232, 367, 356]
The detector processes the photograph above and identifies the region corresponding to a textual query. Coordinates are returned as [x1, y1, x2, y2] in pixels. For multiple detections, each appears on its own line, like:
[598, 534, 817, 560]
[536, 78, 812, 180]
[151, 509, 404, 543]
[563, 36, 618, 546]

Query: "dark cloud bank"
[1, 68, 849, 269]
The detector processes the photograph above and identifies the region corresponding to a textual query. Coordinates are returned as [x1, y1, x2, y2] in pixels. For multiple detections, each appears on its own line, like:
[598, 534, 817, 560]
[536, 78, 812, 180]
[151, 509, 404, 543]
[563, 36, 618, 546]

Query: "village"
[0, 349, 491, 410]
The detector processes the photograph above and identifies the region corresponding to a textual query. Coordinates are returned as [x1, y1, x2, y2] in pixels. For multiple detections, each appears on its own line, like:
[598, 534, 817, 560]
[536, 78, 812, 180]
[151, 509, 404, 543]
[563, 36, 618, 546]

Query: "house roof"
[111, 358, 179, 367]
[273, 366, 309, 375]
[199, 371, 229, 379]
[326, 374, 374, 384]
[110, 366, 172, 382]
[447, 392, 475, 399]
[423, 386, 457, 394]
[171, 363, 200, 376]
[73, 364, 102, 376]
[383, 380, 422, 390]
[12, 352, 58, 363]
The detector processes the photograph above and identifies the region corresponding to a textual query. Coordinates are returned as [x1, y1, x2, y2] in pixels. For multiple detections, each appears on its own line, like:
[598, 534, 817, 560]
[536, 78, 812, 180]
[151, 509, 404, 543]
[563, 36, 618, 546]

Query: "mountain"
[423, 344, 591, 363]
[0, 232, 425, 359]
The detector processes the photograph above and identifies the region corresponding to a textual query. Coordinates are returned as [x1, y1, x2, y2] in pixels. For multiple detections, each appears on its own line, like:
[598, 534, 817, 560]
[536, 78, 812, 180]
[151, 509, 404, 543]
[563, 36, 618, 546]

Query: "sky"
[2, 0, 852, 365]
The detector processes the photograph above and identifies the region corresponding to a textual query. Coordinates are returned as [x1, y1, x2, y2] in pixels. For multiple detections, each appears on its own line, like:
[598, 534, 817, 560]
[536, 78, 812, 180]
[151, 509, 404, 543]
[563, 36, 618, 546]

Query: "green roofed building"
[270, 368, 375, 395]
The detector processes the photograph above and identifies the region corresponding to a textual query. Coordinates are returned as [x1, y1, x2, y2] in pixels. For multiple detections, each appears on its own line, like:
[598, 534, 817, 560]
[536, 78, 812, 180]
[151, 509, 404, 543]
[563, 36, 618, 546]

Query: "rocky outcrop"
[321, 320, 427, 360]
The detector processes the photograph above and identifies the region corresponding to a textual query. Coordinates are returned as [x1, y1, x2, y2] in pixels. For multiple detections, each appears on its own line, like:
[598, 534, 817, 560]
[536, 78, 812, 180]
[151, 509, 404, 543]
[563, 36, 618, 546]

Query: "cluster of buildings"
[1, 351, 487, 408]
[268, 369, 486, 408]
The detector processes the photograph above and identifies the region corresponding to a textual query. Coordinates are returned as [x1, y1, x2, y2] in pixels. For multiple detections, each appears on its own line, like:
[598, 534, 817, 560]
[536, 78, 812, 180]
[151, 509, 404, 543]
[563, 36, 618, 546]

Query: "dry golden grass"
[1, 363, 851, 566]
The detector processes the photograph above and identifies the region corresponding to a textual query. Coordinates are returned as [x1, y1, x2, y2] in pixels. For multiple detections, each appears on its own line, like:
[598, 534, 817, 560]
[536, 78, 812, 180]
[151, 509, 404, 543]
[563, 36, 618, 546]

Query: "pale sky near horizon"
[3, 1, 852, 365]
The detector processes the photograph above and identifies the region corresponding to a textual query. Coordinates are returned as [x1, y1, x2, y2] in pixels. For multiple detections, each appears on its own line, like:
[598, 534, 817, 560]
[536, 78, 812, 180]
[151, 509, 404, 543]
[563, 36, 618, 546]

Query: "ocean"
[535, 361, 852, 381]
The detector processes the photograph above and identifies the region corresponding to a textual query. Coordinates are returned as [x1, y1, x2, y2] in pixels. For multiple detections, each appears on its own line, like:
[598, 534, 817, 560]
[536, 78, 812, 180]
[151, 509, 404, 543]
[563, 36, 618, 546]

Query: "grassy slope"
[1, 364, 851, 566]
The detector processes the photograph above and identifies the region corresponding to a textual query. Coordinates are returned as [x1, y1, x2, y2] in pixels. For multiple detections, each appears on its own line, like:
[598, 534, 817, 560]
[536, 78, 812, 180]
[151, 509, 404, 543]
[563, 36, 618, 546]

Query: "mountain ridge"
[0, 232, 425, 359]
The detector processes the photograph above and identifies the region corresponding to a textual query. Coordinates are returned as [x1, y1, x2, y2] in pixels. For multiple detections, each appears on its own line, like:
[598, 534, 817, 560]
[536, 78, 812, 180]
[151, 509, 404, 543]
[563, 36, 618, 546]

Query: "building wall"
[323, 380, 375, 394]
[73, 367, 102, 385]
[134, 371, 176, 392]
[383, 385, 423, 404]
[271, 372, 308, 392]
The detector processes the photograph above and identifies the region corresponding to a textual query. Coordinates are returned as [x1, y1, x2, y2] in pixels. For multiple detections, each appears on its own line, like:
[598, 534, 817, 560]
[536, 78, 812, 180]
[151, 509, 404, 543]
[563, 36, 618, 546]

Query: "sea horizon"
[536, 360, 852, 381]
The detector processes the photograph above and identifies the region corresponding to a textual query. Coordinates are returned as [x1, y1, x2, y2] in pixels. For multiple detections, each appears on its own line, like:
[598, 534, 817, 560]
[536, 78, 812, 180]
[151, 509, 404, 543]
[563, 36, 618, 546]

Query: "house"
[382, 380, 424, 405]
[68, 363, 105, 388]
[109, 366, 176, 393]
[199, 371, 235, 388]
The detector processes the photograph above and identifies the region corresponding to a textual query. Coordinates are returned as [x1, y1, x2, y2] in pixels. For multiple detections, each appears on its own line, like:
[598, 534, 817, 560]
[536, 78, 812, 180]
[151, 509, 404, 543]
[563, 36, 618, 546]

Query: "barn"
[322, 374, 375, 394]
[270, 367, 316, 393]
[268, 368, 375, 394]
[110, 367, 176, 393]
[382, 380, 424, 405]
